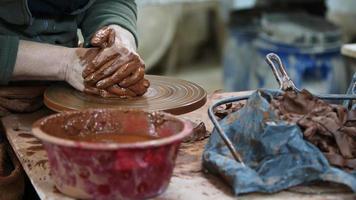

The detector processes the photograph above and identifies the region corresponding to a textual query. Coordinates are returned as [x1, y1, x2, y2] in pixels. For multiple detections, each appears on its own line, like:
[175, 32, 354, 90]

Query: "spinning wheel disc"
[44, 75, 207, 115]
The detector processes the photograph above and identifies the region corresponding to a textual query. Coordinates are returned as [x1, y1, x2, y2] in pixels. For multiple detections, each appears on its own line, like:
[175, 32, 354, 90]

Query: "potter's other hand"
[63, 47, 99, 91]
[83, 25, 145, 89]
[11, 40, 99, 93]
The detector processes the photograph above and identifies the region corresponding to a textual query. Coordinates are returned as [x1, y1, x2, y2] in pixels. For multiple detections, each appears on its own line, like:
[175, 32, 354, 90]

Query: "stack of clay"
[271, 90, 356, 170]
[214, 102, 244, 120]
[0, 86, 45, 117]
[81, 27, 150, 98]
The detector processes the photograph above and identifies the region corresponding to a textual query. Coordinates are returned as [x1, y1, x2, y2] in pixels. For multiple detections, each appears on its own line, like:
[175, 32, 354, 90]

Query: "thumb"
[90, 26, 115, 48]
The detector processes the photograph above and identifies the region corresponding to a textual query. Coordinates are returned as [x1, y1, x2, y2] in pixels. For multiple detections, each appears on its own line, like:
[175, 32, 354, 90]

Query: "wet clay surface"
[50, 132, 159, 143]
[271, 90, 356, 170]
[39, 110, 180, 143]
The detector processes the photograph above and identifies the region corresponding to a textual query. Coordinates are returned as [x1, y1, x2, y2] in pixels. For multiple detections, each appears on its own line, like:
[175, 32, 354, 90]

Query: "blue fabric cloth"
[203, 90, 356, 195]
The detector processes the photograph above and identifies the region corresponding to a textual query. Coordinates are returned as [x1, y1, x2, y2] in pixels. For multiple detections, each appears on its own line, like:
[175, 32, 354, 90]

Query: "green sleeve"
[0, 35, 19, 84]
[78, 0, 138, 47]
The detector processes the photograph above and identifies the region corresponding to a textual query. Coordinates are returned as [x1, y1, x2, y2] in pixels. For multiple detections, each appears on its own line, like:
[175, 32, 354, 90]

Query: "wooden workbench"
[2, 91, 354, 200]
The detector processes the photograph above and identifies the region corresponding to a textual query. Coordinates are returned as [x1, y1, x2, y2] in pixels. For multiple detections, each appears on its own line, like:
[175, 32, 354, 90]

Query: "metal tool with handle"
[208, 53, 356, 165]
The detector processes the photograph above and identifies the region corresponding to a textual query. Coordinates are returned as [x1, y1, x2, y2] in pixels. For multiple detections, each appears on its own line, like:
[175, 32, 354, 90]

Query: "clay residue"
[53, 186, 61, 194]
[26, 140, 42, 145]
[184, 122, 209, 143]
[34, 159, 48, 169]
[214, 102, 244, 120]
[27, 145, 44, 152]
[26, 152, 36, 156]
[271, 90, 356, 170]
[25, 140, 44, 157]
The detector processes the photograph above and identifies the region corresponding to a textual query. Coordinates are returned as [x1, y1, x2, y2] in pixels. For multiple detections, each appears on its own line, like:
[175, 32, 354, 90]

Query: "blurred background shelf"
[135, 0, 355, 94]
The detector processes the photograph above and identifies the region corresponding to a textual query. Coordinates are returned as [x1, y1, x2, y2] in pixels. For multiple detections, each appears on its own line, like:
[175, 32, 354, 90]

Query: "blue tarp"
[203, 90, 356, 195]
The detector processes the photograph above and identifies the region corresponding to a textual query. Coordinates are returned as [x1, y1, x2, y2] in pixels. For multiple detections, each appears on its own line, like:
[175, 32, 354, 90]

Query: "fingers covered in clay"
[128, 78, 150, 95]
[92, 45, 132, 68]
[96, 60, 140, 89]
[90, 26, 115, 48]
[84, 57, 118, 85]
[119, 66, 145, 87]
[84, 85, 119, 98]
[82, 26, 149, 98]
[107, 85, 136, 97]
[81, 48, 101, 78]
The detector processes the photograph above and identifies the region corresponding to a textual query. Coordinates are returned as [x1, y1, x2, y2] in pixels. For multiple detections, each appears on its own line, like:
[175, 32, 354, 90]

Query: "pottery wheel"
[44, 75, 207, 115]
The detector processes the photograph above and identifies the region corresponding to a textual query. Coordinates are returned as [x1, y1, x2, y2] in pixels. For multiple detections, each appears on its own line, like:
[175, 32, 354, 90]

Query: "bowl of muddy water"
[32, 109, 193, 199]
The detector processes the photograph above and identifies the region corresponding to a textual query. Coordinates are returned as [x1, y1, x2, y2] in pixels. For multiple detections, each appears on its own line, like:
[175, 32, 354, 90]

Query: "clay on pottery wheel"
[44, 75, 207, 115]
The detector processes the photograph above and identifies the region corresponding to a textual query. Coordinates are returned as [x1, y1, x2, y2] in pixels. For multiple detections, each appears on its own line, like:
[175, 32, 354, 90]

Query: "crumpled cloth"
[203, 90, 356, 195]
[271, 90, 356, 170]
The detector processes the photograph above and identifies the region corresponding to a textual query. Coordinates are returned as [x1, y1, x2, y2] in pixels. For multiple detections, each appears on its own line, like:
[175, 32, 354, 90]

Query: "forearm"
[12, 40, 74, 81]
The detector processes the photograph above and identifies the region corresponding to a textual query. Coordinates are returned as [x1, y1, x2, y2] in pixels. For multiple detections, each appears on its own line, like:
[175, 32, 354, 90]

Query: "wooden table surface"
[2, 91, 355, 200]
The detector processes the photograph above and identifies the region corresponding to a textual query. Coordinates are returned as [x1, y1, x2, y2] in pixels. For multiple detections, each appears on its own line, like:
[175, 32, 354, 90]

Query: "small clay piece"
[81, 26, 149, 98]
[271, 90, 356, 171]
[183, 122, 210, 143]
[214, 102, 244, 120]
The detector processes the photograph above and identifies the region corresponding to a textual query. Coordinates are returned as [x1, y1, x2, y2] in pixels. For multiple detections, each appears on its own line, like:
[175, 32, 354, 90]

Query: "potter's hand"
[11, 40, 99, 92]
[83, 25, 145, 89]
[64, 47, 99, 91]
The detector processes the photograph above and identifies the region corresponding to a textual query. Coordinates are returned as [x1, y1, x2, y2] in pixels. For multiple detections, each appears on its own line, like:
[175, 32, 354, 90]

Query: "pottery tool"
[44, 75, 207, 115]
